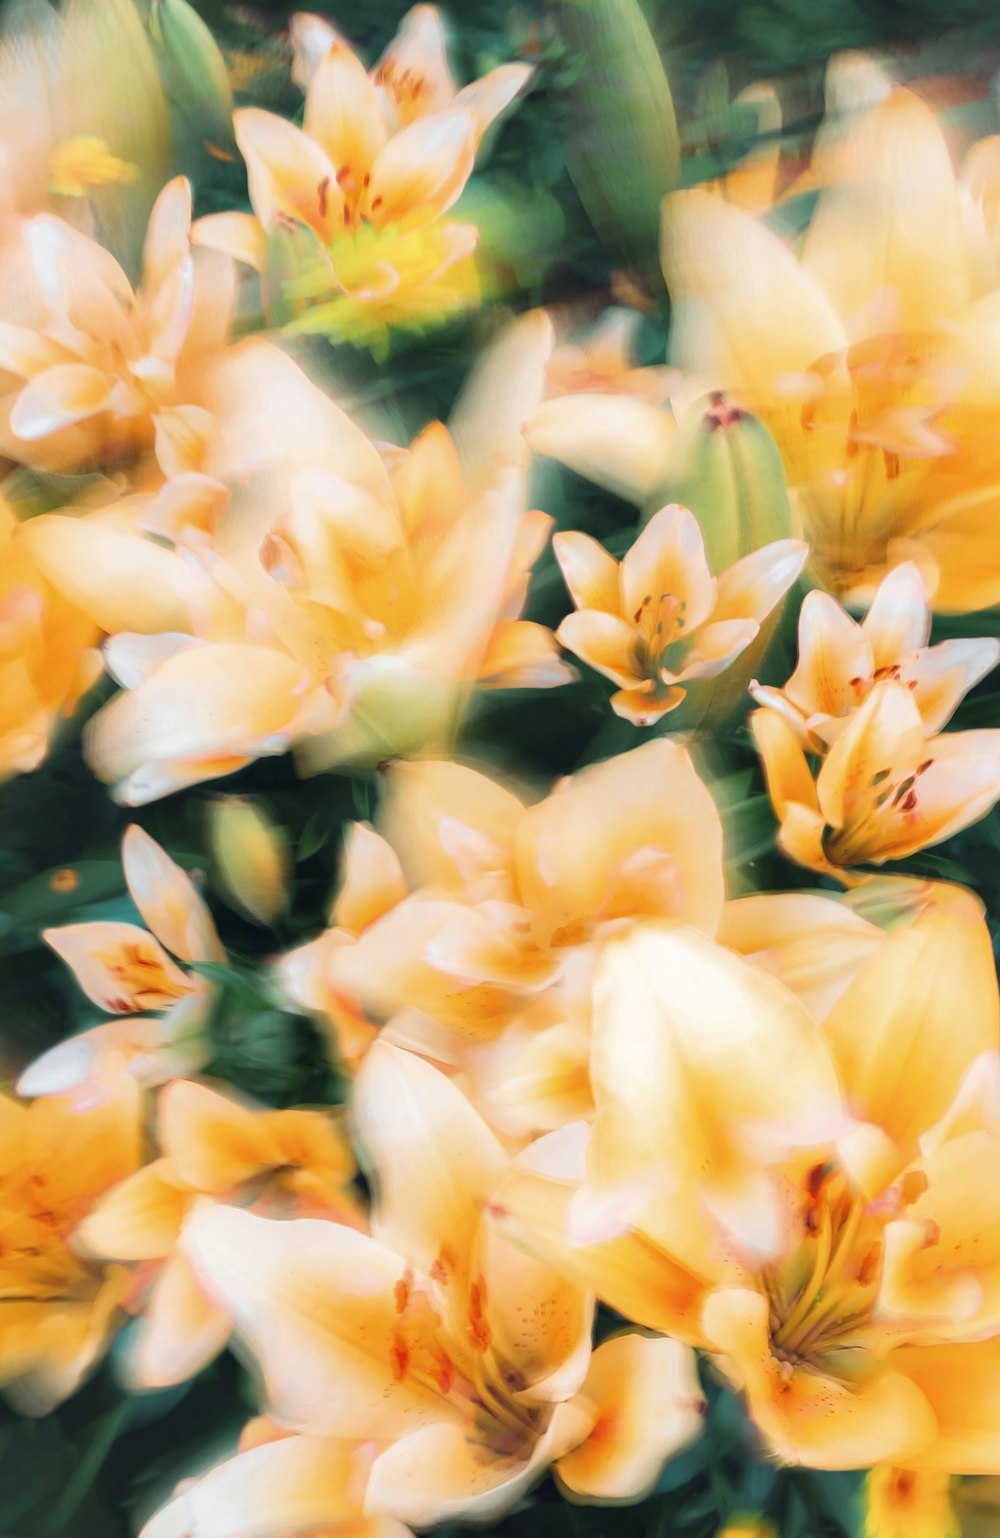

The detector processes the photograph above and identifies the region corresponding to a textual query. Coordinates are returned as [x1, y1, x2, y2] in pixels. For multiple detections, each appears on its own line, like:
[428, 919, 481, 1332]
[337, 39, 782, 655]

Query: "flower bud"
[208, 798, 290, 926]
[150, 0, 234, 156]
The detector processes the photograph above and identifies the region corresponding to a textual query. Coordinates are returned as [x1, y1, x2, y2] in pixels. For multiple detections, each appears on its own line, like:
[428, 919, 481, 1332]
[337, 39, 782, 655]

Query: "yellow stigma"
[49, 137, 140, 198]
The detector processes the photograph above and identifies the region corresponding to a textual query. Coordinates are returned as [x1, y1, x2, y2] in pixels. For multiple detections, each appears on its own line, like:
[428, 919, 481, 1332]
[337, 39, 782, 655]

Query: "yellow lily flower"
[0, 176, 233, 474]
[751, 561, 999, 751]
[78, 318, 569, 801]
[281, 737, 724, 1070]
[499, 903, 1000, 1475]
[752, 680, 1000, 882]
[0, 1077, 140, 1413]
[18, 825, 224, 1100]
[175, 1044, 703, 1526]
[660, 76, 1000, 610]
[75, 1077, 360, 1388]
[0, 500, 100, 780]
[553, 502, 806, 724]
[193, 5, 531, 346]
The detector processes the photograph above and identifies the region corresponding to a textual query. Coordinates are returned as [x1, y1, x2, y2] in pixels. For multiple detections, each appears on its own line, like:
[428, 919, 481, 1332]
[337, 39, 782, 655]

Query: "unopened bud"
[208, 798, 290, 925]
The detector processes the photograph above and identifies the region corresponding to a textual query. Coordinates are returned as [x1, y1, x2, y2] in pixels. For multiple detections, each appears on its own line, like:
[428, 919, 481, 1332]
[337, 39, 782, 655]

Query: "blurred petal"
[525, 394, 671, 505]
[122, 825, 223, 964]
[552, 531, 621, 614]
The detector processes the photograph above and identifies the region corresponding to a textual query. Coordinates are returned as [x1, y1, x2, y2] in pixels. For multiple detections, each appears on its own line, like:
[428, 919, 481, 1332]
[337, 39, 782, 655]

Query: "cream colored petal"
[590, 926, 843, 1257]
[376, 758, 524, 890]
[234, 106, 342, 237]
[140, 1432, 385, 1538]
[17, 514, 197, 635]
[192, 211, 268, 271]
[159, 1080, 278, 1193]
[621, 504, 716, 634]
[84, 643, 318, 803]
[801, 88, 972, 335]
[290, 11, 344, 91]
[128, 1253, 233, 1390]
[661, 189, 847, 388]
[750, 706, 820, 817]
[366, 1419, 545, 1528]
[122, 825, 223, 964]
[552, 531, 621, 615]
[903, 639, 1000, 735]
[556, 1333, 704, 1501]
[555, 610, 642, 688]
[454, 63, 532, 142]
[376, 4, 456, 121]
[783, 590, 873, 722]
[352, 1041, 505, 1278]
[304, 41, 388, 183]
[10, 363, 113, 439]
[674, 617, 758, 682]
[711, 539, 808, 625]
[76, 1160, 190, 1261]
[515, 739, 726, 941]
[860, 561, 931, 667]
[718, 892, 882, 1020]
[364, 110, 475, 225]
[43, 920, 191, 1013]
[875, 730, 1000, 857]
[525, 394, 672, 505]
[181, 1202, 452, 1438]
[142, 176, 193, 299]
[610, 685, 684, 724]
[333, 822, 409, 933]
[815, 679, 926, 835]
[478, 620, 575, 689]
[448, 307, 553, 493]
[823, 907, 999, 1159]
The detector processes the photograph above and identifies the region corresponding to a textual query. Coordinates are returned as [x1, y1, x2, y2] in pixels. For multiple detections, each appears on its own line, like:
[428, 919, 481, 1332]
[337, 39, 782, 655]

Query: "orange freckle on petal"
[434, 1353, 454, 1395]
[394, 1274, 411, 1314]
[470, 1315, 491, 1352]
[317, 176, 330, 218]
[390, 1334, 410, 1382]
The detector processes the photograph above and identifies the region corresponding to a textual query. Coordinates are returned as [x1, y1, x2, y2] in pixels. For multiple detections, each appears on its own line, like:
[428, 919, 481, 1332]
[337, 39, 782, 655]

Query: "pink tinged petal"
[552, 531, 621, 615]
[903, 637, 1000, 734]
[233, 107, 342, 237]
[127, 1252, 232, 1389]
[672, 617, 759, 682]
[192, 211, 268, 271]
[143, 257, 195, 368]
[84, 643, 318, 801]
[289, 12, 345, 91]
[555, 1334, 705, 1502]
[861, 560, 931, 667]
[555, 610, 643, 688]
[610, 685, 684, 725]
[364, 110, 476, 225]
[784, 590, 874, 722]
[621, 504, 716, 635]
[43, 921, 190, 1013]
[524, 394, 672, 505]
[305, 42, 388, 185]
[142, 176, 193, 298]
[122, 825, 224, 964]
[180, 1202, 456, 1438]
[454, 63, 533, 143]
[140, 1432, 385, 1538]
[711, 539, 808, 625]
[10, 363, 113, 439]
[376, 4, 457, 122]
[16, 515, 198, 634]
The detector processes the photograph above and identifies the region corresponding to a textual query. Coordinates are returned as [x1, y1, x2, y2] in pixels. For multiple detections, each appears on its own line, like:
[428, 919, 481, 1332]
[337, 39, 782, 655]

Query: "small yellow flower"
[48, 136, 139, 197]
